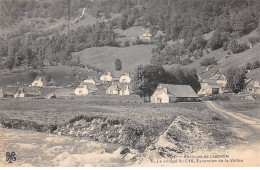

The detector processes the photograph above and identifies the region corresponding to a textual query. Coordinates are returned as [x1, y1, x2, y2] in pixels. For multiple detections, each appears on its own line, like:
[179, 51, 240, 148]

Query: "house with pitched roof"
[151, 84, 199, 103]
[14, 87, 41, 98]
[244, 79, 260, 94]
[119, 73, 132, 83]
[31, 76, 48, 87]
[198, 79, 224, 95]
[106, 82, 130, 96]
[100, 72, 113, 83]
[74, 81, 98, 96]
[139, 29, 152, 40]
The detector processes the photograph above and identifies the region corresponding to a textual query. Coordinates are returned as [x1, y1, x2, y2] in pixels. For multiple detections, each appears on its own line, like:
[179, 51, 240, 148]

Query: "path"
[205, 101, 260, 131]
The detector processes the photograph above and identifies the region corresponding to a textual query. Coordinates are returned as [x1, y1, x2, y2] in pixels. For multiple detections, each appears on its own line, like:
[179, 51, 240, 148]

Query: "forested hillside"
[0, 0, 260, 72]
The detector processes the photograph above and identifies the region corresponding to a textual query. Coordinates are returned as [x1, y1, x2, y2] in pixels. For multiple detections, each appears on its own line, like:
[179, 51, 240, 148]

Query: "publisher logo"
[6, 152, 16, 163]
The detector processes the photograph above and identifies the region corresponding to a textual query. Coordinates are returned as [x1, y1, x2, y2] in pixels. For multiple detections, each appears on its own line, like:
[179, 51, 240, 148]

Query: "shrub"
[229, 40, 249, 54]
[253, 60, 260, 69]
[115, 59, 122, 71]
[124, 40, 130, 47]
[200, 57, 217, 66]
[209, 94, 230, 101]
[180, 58, 193, 65]
[248, 37, 260, 44]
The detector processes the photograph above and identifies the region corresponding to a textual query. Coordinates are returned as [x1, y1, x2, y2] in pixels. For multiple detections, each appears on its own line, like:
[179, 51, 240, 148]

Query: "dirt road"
[206, 101, 260, 130]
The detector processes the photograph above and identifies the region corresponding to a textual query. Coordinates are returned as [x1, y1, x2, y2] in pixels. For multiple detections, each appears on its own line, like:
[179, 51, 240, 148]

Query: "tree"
[29, 71, 37, 82]
[115, 59, 122, 71]
[208, 31, 224, 50]
[5, 56, 15, 71]
[226, 67, 246, 93]
[132, 65, 166, 101]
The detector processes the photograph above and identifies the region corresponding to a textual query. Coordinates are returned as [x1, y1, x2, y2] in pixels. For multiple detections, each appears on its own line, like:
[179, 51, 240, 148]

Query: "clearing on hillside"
[72, 45, 155, 73]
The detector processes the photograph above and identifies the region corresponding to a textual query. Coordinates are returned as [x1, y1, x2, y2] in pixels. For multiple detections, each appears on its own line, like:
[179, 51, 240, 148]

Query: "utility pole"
[67, 0, 71, 42]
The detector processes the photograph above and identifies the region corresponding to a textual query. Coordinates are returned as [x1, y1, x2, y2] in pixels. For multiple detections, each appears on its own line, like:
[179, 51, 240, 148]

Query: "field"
[72, 45, 155, 74]
[215, 94, 260, 119]
[0, 66, 101, 88]
[0, 95, 244, 150]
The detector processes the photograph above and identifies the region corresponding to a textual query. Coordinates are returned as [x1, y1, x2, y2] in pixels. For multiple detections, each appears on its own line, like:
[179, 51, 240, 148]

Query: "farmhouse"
[216, 74, 227, 87]
[31, 76, 47, 87]
[1, 87, 18, 98]
[100, 72, 113, 83]
[139, 29, 152, 40]
[151, 84, 199, 103]
[106, 82, 130, 96]
[198, 79, 223, 95]
[14, 87, 41, 98]
[74, 82, 98, 96]
[119, 73, 132, 83]
[244, 79, 260, 94]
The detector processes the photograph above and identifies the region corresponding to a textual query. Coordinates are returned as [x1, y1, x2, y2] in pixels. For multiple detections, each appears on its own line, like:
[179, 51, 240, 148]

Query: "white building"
[106, 82, 130, 96]
[100, 72, 113, 83]
[31, 76, 47, 87]
[74, 82, 98, 96]
[151, 84, 199, 103]
[139, 29, 152, 40]
[119, 73, 132, 83]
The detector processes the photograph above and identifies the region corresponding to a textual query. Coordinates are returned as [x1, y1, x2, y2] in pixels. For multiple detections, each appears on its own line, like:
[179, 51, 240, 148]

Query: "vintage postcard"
[0, 0, 259, 167]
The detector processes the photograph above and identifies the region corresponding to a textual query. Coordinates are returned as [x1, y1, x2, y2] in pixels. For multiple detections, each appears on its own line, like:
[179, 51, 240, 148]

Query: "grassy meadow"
[72, 45, 155, 74]
[0, 95, 244, 148]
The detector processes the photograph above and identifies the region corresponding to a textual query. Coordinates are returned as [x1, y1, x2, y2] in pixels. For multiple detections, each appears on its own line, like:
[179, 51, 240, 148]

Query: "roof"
[16, 87, 41, 95]
[107, 82, 129, 91]
[1, 87, 18, 95]
[34, 76, 47, 83]
[77, 82, 98, 91]
[202, 79, 221, 87]
[157, 84, 198, 98]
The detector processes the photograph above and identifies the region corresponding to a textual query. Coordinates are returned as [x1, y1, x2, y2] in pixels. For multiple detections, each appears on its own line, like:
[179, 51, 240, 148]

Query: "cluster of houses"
[74, 72, 132, 96]
[1, 69, 260, 103]
[198, 72, 260, 95]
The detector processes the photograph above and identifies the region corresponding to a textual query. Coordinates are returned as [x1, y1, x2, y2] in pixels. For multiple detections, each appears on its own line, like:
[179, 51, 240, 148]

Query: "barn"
[151, 84, 200, 103]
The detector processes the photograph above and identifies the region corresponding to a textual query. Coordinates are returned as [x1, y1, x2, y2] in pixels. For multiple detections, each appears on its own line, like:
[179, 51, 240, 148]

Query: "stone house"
[139, 29, 152, 40]
[74, 82, 98, 96]
[106, 82, 130, 96]
[119, 73, 132, 83]
[244, 79, 260, 94]
[100, 72, 113, 83]
[151, 84, 199, 103]
[31, 76, 47, 87]
[14, 87, 41, 98]
[198, 79, 223, 95]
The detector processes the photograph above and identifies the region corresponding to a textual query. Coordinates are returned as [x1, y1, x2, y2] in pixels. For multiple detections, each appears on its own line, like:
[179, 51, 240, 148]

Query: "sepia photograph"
[0, 0, 259, 167]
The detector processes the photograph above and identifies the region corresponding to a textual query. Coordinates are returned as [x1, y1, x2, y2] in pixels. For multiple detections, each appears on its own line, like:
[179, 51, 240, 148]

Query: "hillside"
[72, 44, 155, 74]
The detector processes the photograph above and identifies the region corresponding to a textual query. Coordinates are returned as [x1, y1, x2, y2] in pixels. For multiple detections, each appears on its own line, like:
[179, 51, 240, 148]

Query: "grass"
[216, 94, 260, 119]
[0, 95, 243, 149]
[0, 66, 101, 88]
[72, 45, 155, 74]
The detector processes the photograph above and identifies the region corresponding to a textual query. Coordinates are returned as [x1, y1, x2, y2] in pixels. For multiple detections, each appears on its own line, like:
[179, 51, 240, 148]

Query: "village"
[0, 64, 259, 103]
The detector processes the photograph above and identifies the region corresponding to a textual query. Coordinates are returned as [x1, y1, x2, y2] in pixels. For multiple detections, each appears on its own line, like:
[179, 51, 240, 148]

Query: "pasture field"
[0, 66, 101, 87]
[0, 95, 243, 148]
[72, 45, 155, 74]
[215, 94, 260, 119]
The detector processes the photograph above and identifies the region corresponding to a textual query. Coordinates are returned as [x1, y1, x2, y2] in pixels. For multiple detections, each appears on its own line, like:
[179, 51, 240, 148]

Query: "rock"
[124, 153, 138, 161]
[113, 147, 131, 155]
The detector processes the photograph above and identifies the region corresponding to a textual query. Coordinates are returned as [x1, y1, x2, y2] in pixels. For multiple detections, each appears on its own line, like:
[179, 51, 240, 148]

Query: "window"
[79, 90, 82, 94]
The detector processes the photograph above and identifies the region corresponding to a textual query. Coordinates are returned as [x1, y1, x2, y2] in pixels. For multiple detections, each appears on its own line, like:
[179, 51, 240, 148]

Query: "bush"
[180, 58, 193, 65]
[248, 37, 260, 44]
[253, 61, 260, 69]
[229, 40, 249, 54]
[209, 94, 230, 101]
[115, 59, 122, 71]
[200, 57, 217, 66]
